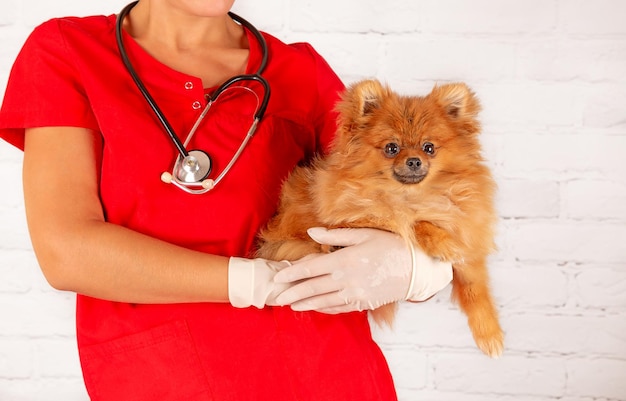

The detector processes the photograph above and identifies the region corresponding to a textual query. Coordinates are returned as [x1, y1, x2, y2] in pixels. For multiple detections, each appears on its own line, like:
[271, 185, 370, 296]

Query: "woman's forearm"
[33, 218, 230, 304]
[23, 126, 229, 304]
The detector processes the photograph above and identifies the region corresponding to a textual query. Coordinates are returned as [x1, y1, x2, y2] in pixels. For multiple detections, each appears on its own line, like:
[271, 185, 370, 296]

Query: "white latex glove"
[228, 257, 292, 308]
[273, 227, 452, 313]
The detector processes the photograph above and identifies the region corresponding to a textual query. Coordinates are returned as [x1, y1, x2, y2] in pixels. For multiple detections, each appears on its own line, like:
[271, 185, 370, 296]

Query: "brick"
[398, 390, 548, 401]
[583, 83, 626, 128]
[421, 0, 557, 34]
[0, 164, 24, 208]
[480, 133, 501, 169]
[0, 209, 32, 250]
[0, 250, 38, 293]
[478, 83, 585, 128]
[231, 0, 288, 32]
[565, 179, 626, 220]
[0, 251, 51, 293]
[560, 0, 626, 35]
[518, 39, 626, 83]
[0, 137, 22, 162]
[496, 179, 560, 218]
[291, 0, 376, 33]
[490, 263, 569, 309]
[575, 267, 626, 309]
[36, 379, 90, 401]
[0, 292, 77, 337]
[381, 346, 429, 392]
[0, 0, 18, 27]
[0, 71, 7, 100]
[0, 25, 40, 78]
[434, 354, 566, 397]
[22, 0, 126, 28]
[290, 0, 421, 33]
[373, 297, 480, 352]
[284, 32, 381, 81]
[566, 358, 626, 399]
[0, 340, 34, 379]
[500, 133, 626, 180]
[0, 207, 30, 250]
[366, 2, 423, 34]
[382, 39, 517, 83]
[0, 378, 89, 401]
[504, 312, 626, 356]
[36, 339, 82, 378]
[509, 221, 626, 264]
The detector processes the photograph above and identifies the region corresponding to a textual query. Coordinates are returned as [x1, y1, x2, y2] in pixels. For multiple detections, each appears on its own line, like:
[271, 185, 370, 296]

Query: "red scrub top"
[0, 14, 398, 401]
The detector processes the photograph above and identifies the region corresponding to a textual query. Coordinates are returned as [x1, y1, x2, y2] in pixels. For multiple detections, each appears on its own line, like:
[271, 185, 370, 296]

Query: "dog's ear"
[432, 83, 481, 120]
[332, 80, 389, 152]
[353, 79, 387, 116]
[339, 79, 389, 119]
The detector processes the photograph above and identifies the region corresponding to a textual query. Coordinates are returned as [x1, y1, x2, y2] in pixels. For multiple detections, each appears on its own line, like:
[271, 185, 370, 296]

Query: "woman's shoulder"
[28, 14, 116, 47]
[261, 32, 343, 94]
[257, 32, 344, 138]
[262, 32, 327, 69]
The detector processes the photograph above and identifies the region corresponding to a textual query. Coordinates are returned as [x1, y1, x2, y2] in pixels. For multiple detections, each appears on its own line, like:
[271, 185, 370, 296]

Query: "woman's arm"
[23, 126, 229, 304]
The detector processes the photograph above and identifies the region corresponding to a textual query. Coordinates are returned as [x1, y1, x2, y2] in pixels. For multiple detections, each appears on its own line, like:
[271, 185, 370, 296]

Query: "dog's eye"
[422, 142, 435, 155]
[384, 143, 400, 158]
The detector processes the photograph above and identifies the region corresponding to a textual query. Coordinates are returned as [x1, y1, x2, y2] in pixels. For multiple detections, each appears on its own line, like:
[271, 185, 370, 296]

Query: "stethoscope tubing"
[210, 75, 271, 120]
[115, 1, 271, 193]
[116, 1, 189, 157]
[166, 117, 259, 195]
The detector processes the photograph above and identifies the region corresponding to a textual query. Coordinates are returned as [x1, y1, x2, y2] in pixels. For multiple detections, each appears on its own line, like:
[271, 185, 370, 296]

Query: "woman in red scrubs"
[0, 1, 452, 400]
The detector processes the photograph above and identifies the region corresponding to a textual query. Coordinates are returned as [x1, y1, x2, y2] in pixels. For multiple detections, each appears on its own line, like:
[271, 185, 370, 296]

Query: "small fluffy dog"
[257, 79, 503, 358]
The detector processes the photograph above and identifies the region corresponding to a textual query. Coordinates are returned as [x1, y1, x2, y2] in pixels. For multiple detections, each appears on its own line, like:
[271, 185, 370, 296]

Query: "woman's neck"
[120, 0, 250, 88]
[124, 1, 244, 53]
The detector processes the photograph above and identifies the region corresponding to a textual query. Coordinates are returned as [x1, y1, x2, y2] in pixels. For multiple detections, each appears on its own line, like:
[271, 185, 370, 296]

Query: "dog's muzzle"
[393, 157, 428, 184]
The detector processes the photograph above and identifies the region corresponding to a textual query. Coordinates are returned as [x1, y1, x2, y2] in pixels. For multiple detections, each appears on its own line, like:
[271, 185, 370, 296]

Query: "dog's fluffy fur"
[257, 79, 504, 358]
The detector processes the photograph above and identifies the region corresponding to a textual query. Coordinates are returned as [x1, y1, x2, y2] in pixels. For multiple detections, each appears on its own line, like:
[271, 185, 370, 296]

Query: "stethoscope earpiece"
[202, 179, 215, 190]
[160, 171, 215, 193]
[116, 1, 270, 195]
[160, 171, 173, 184]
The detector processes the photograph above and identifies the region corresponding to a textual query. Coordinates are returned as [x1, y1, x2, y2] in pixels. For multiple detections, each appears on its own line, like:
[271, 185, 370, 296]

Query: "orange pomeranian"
[257, 79, 503, 358]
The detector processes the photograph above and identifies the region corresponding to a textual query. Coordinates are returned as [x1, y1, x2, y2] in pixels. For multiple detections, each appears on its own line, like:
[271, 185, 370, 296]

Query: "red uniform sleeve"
[0, 19, 99, 150]
[300, 44, 345, 155]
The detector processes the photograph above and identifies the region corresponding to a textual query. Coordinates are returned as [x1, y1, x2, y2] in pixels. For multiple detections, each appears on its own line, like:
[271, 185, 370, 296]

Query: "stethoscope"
[116, 1, 271, 194]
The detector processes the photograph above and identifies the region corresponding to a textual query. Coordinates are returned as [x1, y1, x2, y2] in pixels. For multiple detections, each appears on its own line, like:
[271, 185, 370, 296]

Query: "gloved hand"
[273, 227, 453, 313]
[228, 257, 292, 308]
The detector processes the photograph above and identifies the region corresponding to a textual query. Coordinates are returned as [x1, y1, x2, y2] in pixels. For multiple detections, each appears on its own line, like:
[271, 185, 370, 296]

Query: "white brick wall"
[1, 0, 625, 400]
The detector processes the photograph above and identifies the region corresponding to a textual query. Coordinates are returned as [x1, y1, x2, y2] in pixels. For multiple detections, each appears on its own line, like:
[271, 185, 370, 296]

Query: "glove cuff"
[228, 257, 291, 309]
[228, 257, 257, 308]
[405, 242, 418, 300]
[405, 243, 453, 302]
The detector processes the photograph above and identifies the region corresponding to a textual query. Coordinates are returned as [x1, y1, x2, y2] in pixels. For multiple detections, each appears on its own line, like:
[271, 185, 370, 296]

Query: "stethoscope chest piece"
[174, 150, 212, 183]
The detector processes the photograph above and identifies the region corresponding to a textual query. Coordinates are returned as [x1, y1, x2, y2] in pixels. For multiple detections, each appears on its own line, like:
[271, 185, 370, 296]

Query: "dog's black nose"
[406, 157, 422, 170]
